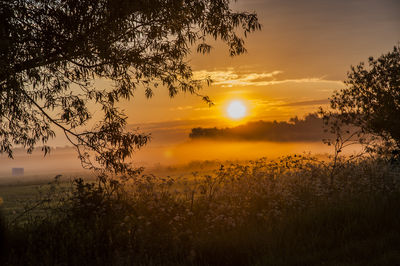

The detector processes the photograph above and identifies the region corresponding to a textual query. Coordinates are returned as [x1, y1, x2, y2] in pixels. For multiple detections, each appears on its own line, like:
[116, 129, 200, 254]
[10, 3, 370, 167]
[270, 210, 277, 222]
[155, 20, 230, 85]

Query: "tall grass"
[1, 155, 400, 265]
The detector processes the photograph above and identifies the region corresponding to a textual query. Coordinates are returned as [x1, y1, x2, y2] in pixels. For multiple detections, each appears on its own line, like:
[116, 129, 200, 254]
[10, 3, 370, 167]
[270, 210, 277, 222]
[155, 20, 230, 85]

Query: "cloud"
[128, 118, 221, 132]
[193, 69, 344, 87]
[280, 99, 330, 107]
[169, 105, 194, 111]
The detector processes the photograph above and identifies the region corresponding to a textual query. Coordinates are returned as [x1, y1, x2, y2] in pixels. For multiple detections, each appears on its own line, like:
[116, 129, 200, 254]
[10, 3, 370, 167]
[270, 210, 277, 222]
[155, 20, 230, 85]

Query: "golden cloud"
[193, 69, 344, 87]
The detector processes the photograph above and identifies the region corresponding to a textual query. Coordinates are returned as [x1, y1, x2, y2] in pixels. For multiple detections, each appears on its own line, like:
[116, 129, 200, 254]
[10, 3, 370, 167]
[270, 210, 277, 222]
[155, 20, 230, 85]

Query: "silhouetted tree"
[321, 45, 400, 154]
[0, 0, 260, 174]
[189, 113, 327, 142]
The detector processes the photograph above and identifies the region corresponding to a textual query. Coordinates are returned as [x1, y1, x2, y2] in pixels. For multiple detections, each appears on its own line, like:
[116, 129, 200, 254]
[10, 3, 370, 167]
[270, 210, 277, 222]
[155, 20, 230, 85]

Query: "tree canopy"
[189, 113, 327, 142]
[322, 45, 400, 153]
[0, 0, 261, 174]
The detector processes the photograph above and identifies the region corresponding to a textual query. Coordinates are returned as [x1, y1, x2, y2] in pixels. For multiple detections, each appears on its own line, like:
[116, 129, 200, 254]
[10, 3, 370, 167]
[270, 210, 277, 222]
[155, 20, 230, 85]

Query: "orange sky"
[43, 0, 400, 147]
[2, 0, 399, 172]
[119, 0, 399, 129]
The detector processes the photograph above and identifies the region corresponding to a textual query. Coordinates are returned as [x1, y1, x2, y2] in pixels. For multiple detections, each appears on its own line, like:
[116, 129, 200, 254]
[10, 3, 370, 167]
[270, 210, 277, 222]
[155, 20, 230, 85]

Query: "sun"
[227, 100, 247, 119]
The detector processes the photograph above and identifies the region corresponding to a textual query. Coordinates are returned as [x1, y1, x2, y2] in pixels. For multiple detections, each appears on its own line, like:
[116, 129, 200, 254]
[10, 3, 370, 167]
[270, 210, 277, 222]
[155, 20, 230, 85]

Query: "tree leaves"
[321, 45, 400, 154]
[0, 0, 261, 174]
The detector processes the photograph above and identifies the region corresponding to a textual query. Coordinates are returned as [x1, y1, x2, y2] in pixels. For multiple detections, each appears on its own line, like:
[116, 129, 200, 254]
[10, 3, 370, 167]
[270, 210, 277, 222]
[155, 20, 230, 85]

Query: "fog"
[135, 140, 362, 166]
[0, 147, 88, 182]
[0, 139, 363, 180]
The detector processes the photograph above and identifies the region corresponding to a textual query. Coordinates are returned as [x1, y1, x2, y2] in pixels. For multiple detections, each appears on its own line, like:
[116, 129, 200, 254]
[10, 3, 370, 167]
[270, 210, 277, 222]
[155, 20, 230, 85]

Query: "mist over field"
[0, 138, 362, 180]
[140, 140, 334, 164]
[0, 112, 363, 179]
[0, 148, 88, 184]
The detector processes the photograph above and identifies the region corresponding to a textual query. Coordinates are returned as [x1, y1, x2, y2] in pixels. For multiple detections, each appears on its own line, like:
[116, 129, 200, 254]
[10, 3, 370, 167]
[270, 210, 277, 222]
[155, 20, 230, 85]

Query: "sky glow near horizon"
[39, 0, 400, 148]
[1, 0, 399, 169]
[119, 0, 399, 128]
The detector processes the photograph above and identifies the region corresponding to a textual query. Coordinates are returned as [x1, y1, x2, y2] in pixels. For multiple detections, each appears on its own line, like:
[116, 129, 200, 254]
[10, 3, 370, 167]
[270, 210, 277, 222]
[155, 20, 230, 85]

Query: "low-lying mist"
[134, 139, 362, 166]
[0, 140, 362, 180]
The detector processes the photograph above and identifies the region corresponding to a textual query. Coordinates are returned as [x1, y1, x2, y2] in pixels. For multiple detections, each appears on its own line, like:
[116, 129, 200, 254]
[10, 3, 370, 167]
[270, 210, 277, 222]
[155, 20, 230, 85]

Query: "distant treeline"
[189, 114, 330, 142]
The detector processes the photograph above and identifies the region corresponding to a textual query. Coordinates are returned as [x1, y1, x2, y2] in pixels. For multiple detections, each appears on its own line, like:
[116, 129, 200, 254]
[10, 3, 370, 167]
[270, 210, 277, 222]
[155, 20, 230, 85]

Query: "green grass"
[1, 155, 400, 265]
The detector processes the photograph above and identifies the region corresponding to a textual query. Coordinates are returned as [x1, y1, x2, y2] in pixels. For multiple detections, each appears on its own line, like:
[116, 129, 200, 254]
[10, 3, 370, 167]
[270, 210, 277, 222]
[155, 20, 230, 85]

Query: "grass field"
[1, 155, 400, 265]
[0, 172, 94, 219]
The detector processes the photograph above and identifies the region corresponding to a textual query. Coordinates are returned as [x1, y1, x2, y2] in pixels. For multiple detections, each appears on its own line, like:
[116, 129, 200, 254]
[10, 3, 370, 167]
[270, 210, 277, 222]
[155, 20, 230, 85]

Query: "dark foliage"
[189, 113, 329, 142]
[0, 208, 5, 259]
[2, 156, 400, 265]
[321, 45, 400, 153]
[0, 0, 261, 173]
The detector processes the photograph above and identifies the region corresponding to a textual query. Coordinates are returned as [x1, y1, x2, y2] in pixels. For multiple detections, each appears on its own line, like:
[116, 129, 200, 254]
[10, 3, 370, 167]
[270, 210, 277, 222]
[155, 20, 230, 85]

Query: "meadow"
[1, 153, 400, 265]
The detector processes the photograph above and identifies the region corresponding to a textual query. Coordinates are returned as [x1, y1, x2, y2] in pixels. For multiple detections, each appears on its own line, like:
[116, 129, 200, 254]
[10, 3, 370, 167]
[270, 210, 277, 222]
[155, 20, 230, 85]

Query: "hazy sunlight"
[227, 100, 247, 119]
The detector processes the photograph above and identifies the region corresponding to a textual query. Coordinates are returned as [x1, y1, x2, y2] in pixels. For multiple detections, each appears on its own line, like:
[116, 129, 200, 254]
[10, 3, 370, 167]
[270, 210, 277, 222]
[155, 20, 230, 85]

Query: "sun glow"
[227, 100, 247, 119]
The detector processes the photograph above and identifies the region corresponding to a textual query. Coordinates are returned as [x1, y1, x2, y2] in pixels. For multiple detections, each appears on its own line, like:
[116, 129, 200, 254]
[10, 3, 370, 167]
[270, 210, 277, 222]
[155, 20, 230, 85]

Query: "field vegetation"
[1, 153, 400, 265]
